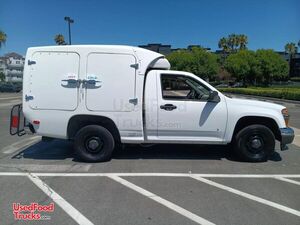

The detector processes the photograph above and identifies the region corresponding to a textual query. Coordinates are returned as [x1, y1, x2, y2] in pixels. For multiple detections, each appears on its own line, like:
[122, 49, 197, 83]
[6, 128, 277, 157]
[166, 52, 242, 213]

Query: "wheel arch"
[231, 116, 281, 142]
[67, 114, 121, 143]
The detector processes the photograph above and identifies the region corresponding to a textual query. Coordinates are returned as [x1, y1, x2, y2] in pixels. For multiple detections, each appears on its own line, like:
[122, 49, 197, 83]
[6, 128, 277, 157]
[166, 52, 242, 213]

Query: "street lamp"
[64, 16, 74, 45]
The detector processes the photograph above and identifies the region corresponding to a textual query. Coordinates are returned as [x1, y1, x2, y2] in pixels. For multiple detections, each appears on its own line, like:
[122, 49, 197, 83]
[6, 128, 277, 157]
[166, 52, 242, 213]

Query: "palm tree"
[218, 37, 229, 53]
[0, 30, 7, 48]
[285, 42, 298, 77]
[238, 34, 248, 50]
[54, 34, 66, 45]
[228, 34, 239, 52]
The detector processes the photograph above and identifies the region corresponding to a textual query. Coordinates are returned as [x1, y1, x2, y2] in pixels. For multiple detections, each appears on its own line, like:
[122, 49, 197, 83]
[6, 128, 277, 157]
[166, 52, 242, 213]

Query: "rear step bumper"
[10, 104, 27, 136]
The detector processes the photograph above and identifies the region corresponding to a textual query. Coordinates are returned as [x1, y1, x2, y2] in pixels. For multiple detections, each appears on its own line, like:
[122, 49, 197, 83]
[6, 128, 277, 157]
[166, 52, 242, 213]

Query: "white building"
[0, 52, 25, 82]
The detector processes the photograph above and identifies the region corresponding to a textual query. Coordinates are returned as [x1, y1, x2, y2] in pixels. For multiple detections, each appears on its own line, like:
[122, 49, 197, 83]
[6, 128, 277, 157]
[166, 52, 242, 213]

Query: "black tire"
[74, 125, 115, 162]
[233, 124, 275, 162]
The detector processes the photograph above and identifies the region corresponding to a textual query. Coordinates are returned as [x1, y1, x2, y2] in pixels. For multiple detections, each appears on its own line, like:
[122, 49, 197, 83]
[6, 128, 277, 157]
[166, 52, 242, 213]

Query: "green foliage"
[224, 49, 288, 85]
[218, 87, 300, 101]
[54, 34, 67, 45]
[0, 72, 5, 82]
[224, 50, 259, 84]
[256, 49, 289, 83]
[0, 30, 7, 48]
[167, 47, 219, 80]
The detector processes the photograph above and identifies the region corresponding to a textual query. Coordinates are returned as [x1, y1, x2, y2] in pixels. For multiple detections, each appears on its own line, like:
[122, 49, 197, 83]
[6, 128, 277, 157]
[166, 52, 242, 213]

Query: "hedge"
[218, 87, 300, 101]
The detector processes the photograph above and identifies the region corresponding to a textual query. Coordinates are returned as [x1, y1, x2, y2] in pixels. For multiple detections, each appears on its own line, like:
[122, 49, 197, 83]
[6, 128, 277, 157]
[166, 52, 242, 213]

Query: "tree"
[0, 72, 5, 82]
[224, 50, 259, 84]
[256, 49, 289, 85]
[284, 42, 298, 76]
[54, 34, 67, 45]
[218, 37, 230, 53]
[167, 47, 219, 80]
[0, 30, 7, 48]
[238, 34, 248, 50]
[228, 34, 239, 52]
[285, 42, 298, 57]
[218, 34, 248, 53]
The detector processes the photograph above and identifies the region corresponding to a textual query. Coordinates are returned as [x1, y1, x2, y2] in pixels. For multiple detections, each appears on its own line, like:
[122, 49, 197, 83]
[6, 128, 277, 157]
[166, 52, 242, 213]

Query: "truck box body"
[23, 45, 169, 141]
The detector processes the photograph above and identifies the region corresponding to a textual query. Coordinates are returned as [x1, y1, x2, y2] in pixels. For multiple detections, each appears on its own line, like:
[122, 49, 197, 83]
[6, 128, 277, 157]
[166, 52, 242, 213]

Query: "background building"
[0, 52, 25, 82]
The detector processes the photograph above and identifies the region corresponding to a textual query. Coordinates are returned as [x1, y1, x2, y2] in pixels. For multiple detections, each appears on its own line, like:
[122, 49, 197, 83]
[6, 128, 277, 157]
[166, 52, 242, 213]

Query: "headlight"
[282, 108, 290, 127]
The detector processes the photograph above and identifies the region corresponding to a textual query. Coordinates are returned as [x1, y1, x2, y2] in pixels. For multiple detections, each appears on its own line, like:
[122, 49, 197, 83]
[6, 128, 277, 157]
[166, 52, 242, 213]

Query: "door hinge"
[129, 98, 138, 105]
[130, 63, 139, 69]
[28, 60, 36, 65]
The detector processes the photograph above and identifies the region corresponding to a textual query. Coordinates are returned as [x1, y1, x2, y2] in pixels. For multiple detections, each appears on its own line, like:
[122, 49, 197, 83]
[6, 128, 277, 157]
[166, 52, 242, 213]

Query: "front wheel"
[234, 124, 275, 162]
[74, 125, 115, 162]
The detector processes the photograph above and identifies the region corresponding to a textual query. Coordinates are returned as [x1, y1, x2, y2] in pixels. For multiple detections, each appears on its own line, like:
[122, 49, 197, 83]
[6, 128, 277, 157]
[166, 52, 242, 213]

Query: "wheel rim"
[246, 134, 264, 154]
[84, 136, 104, 154]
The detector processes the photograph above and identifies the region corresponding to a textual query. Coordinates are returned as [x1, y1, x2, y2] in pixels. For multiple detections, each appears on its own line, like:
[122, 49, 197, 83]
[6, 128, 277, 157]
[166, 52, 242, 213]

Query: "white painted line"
[27, 173, 94, 225]
[0, 164, 92, 172]
[2, 136, 41, 154]
[34, 173, 300, 178]
[0, 172, 27, 176]
[108, 175, 215, 225]
[190, 175, 300, 217]
[274, 177, 300, 186]
[0, 172, 300, 178]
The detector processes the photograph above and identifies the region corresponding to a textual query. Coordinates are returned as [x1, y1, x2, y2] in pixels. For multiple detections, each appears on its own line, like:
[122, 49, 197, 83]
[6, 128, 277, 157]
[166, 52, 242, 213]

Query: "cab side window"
[161, 74, 210, 101]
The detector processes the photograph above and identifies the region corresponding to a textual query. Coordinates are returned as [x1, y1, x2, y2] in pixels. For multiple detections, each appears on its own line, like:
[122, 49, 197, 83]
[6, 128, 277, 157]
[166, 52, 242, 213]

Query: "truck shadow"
[11, 139, 282, 162]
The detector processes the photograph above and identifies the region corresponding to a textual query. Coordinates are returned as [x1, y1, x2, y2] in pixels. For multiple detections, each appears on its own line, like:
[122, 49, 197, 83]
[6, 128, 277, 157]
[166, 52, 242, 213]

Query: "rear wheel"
[74, 125, 115, 162]
[234, 124, 275, 162]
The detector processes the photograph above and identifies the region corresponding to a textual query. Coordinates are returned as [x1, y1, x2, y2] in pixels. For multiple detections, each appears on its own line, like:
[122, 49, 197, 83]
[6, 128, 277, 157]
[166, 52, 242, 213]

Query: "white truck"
[10, 45, 294, 162]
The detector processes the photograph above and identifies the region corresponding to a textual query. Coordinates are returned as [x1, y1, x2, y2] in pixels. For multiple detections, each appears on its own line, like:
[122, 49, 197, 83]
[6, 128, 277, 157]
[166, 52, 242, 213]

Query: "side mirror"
[208, 91, 220, 102]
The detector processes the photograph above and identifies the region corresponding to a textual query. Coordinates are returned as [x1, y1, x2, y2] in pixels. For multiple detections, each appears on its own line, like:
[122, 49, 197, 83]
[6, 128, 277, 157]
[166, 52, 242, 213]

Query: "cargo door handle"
[61, 79, 80, 88]
[83, 79, 102, 88]
[160, 104, 177, 111]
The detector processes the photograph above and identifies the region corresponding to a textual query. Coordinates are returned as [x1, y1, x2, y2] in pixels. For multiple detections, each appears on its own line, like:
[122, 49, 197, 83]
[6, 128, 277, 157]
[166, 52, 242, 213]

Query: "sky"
[0, 0, 299, 55]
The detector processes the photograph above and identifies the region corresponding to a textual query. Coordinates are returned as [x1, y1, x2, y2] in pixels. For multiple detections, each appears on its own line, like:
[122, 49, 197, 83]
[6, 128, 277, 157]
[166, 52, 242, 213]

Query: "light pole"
[64, 16, 74, 45]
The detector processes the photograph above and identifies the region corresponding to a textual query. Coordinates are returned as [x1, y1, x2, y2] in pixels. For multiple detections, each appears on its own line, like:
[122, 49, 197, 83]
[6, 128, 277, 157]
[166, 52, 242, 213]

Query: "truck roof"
[27, 45, 162, 56]
[26, 45, 170, 72]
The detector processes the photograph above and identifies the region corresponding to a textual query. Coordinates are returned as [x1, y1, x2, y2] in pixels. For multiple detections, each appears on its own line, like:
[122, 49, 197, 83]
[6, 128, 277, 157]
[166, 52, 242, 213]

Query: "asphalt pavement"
[0, 93, 299, 225]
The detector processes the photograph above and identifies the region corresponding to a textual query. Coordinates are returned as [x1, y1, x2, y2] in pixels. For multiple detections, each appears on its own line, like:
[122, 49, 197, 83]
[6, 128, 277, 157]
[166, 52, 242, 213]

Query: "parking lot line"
[27, 173, 94, 225]
[274, 177, 300, 186]
[1, 172, 300, 178]
[190, 175, 300, 217]
[108, 175, 215, 225]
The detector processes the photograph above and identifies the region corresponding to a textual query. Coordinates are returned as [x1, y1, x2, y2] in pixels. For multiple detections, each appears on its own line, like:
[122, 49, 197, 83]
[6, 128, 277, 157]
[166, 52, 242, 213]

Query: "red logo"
[13, 202, 54, 220]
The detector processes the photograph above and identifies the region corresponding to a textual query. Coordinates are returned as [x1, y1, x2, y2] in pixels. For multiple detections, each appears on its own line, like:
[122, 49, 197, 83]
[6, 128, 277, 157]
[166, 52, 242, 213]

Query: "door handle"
[83, 79, 102, 88]
[61, 79, 78, 84]
[160, 104, 177, 111]
[61, 79, 80, 87]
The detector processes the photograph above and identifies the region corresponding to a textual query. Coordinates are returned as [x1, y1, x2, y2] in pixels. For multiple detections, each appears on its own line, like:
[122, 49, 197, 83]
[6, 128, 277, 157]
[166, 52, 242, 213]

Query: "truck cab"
[10, 45, 294, 162]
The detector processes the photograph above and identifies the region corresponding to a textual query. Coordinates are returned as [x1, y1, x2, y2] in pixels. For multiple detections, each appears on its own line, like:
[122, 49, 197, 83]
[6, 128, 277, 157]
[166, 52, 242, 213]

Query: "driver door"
[157, 73, 227, 143]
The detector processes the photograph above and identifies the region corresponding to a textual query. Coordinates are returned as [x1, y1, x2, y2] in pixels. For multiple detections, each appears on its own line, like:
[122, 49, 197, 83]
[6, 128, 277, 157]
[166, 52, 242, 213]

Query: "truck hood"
[227, 97, 285, 111]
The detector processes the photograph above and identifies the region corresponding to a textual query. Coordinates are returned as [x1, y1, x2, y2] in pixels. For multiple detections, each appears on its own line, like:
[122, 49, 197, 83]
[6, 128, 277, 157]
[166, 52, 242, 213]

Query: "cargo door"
[29, 51, 79, 111]
[86, 53, 136, 112]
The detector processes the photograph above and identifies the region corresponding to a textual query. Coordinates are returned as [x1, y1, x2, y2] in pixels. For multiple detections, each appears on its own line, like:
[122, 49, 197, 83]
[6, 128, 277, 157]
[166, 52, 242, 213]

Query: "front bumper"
[280, 127, 294, 150]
